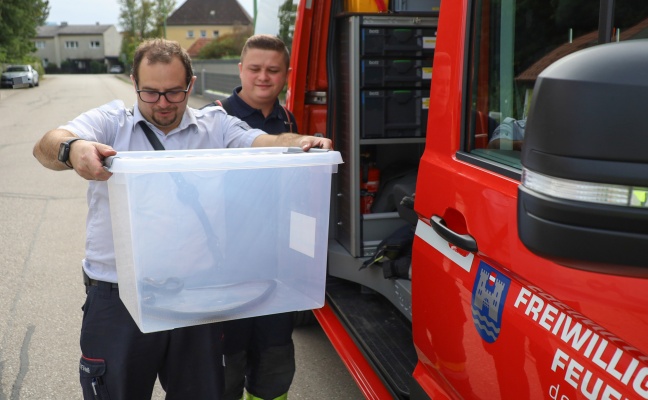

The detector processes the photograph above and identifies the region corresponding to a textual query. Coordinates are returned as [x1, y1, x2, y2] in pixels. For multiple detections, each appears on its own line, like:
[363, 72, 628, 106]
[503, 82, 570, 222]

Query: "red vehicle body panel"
[287, 0, 330, 137]
[416, 1, 648, 396]
[288, 0, 648, 398]
[313, 304, 392, 399]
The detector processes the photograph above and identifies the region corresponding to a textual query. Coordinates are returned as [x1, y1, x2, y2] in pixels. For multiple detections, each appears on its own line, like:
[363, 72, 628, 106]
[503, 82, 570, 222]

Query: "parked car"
[1, 65, 39, 88]
[108, 65, 124, 74]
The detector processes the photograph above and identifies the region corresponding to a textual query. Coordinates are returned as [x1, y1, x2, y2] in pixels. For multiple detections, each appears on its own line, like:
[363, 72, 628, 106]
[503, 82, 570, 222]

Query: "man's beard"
[151, 106, 179, 128]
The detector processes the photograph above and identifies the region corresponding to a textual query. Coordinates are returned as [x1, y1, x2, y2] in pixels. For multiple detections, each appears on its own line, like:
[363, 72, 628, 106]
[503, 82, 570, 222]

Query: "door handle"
[431, 215, 478, 253]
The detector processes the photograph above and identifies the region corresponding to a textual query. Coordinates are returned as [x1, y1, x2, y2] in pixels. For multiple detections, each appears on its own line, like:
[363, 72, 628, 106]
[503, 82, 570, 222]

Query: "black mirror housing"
[518, 40, 648, 276]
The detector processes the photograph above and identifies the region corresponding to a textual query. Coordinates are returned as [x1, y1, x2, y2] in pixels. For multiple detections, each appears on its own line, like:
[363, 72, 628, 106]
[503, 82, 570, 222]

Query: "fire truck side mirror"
[518, 40, 648, 277]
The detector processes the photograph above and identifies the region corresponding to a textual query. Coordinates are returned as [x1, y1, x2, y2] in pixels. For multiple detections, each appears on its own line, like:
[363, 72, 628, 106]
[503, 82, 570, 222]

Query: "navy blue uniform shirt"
[226, 86, 298, 134]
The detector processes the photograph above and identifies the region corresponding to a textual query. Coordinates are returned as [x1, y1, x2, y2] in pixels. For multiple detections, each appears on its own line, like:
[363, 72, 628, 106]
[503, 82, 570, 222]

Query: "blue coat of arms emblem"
[471, 261, 511, 343]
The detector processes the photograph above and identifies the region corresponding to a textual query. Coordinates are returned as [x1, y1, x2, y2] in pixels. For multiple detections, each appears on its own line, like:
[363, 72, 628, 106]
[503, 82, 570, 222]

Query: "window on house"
[200, 30, 207, 38]
[65, 41, 79, 48]
[213, 30, 219, 38]
[187, 30, 194, 39]
[35, 41, 46, 49]
[90, 41, 101, 48]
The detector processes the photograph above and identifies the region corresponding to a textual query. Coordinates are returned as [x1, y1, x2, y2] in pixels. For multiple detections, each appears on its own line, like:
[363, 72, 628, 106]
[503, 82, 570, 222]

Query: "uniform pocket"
[81, 286, 97, 324]
[79, 355, 110, 399]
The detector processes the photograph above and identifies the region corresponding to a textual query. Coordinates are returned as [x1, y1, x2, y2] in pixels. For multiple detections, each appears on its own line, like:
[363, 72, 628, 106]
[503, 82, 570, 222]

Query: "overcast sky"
[45, 0, 285, 35]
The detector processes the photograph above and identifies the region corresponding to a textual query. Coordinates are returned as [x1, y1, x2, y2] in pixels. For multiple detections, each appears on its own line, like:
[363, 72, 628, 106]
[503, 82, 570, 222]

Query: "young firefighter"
[32, 38, 330, 400]
[202, 34, 300, 400]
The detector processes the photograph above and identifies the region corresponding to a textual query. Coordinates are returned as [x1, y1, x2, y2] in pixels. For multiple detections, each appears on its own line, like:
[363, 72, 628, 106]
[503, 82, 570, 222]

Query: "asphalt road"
[0, 74, 363, 400]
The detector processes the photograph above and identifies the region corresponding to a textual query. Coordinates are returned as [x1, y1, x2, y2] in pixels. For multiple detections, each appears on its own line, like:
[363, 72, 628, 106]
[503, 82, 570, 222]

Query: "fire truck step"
[325, 277, 417, 399]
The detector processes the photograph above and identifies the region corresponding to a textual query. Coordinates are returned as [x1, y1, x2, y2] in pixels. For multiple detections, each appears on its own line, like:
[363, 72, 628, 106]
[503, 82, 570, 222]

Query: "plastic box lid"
[105, 147, 343, 173]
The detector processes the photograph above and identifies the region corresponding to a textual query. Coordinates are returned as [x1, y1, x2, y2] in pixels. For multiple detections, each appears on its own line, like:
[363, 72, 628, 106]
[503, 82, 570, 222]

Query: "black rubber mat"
[325, 277, 417, 399]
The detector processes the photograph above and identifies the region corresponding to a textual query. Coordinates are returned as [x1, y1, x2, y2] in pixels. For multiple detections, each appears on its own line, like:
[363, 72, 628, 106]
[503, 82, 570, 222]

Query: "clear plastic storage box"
[106, 148, 343, 333]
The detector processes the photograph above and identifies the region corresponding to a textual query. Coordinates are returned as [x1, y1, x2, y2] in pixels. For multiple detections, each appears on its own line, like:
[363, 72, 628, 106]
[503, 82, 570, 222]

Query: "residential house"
[166, 0, 252, 54]
[34, 23, 122, 72]
[185, 38, 214, 58]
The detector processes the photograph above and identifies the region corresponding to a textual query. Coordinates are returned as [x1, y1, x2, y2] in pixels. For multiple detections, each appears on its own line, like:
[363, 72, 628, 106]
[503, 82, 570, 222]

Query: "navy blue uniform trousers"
[79, 281, 224, 399]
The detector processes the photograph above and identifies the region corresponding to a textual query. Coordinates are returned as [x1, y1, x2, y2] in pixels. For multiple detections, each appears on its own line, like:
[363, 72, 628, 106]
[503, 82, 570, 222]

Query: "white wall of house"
[33, 37, 59, 68]
[103, 26, 122, 58]
[33, 24, 123, 68]
[58, 34, 107, 60]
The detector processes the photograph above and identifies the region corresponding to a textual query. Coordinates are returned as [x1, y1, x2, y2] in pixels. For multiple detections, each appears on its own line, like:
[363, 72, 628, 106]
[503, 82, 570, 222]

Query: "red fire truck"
[286, 0, 648, 398]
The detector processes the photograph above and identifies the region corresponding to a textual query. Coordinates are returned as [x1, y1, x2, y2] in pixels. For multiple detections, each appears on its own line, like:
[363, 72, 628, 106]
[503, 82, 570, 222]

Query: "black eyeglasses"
[136, 82, 191, 103]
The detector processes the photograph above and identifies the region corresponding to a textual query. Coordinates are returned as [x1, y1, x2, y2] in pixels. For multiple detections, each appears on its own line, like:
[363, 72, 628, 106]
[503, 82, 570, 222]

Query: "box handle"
[284, 147, 330, 154]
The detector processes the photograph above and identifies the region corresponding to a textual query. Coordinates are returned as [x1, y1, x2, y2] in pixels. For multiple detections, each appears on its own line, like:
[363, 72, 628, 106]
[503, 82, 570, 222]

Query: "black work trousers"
[79, 281, 224, 399]
[222, 312, 295, 400]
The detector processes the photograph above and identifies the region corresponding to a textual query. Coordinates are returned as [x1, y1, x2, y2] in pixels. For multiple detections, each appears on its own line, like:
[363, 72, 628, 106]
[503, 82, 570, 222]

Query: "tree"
[0, 0, 49, 63]
[152, 0, 176, 38]
[277, 0, 297, 53]
[118, 0, 175, 73]
[119, 0, 140, 37]
[198, 28, 251, 59]
[136, 0, 155, 39]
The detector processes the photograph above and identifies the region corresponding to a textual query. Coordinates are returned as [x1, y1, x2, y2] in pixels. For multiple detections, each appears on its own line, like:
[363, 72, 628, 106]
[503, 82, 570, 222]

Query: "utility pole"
[163, 2, 168, 38]
[253, 0, 257, 33]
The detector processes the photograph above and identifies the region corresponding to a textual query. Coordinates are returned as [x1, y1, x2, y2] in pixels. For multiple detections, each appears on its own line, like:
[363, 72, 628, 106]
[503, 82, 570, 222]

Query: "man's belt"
[83, 270, 118, 289]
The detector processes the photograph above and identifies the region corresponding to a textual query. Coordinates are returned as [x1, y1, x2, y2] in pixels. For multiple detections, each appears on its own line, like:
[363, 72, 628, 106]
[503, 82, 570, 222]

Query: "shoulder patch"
[235, 119, 252, 131]
[195, 105, 228, 120]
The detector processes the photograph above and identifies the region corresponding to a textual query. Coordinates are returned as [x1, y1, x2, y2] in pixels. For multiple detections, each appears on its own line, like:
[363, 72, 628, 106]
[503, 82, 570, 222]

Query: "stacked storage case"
[360, 19, 435, 138]
[335, 15, 437, 258]
[391, 0, 440, 12]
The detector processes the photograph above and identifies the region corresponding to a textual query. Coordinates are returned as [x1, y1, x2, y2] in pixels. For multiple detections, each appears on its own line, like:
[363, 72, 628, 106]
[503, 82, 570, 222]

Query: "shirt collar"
[132, 104, 199, 135]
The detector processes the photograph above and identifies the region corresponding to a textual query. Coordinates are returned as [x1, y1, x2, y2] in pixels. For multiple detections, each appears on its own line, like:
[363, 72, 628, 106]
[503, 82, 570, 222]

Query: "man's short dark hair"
[240, 34, 290, 69]
[132, 39, 194, 86]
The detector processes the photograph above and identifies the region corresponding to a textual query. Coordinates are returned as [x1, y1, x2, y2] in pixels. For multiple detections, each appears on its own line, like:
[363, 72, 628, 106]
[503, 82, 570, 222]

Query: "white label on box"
[422, 67, 433, 80]
[423, 36, 437, 49]
[289, 211, 316, 258]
